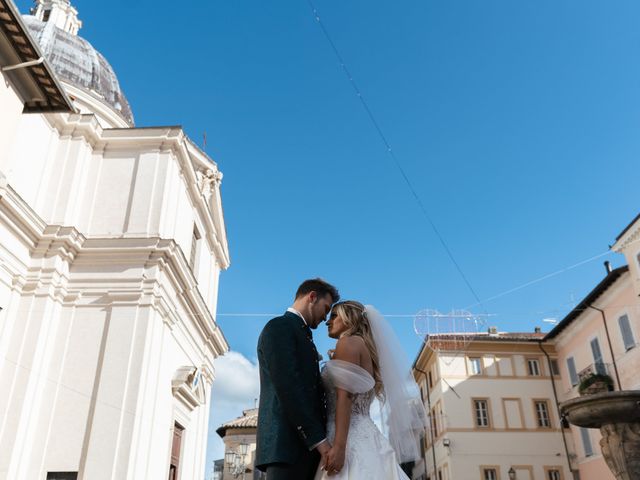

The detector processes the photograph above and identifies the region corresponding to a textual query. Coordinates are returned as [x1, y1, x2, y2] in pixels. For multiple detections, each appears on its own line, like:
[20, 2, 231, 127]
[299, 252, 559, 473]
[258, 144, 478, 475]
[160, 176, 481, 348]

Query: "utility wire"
[463, 250, 612, 310]
[305, 0, 485, 310]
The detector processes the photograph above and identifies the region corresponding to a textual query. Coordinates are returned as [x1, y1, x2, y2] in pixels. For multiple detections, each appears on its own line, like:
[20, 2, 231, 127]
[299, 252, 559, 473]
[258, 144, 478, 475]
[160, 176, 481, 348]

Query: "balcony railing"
[578, 362, 612, 382]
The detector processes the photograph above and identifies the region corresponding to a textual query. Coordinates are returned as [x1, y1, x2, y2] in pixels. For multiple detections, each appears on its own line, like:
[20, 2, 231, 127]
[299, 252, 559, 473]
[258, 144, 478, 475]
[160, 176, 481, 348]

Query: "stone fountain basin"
[560, 391, 640, 428]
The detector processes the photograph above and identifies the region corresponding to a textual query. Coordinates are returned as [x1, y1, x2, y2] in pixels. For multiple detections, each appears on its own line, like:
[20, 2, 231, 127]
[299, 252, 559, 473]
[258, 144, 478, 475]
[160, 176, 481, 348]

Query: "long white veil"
[365, 305, 428, 464]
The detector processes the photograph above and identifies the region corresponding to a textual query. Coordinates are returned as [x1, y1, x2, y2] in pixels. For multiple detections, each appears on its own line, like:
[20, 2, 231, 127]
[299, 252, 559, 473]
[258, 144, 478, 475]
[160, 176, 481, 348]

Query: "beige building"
[413, 332, 574, 480]
[216, 408, 264, 480]
[543, 214, 640, 480]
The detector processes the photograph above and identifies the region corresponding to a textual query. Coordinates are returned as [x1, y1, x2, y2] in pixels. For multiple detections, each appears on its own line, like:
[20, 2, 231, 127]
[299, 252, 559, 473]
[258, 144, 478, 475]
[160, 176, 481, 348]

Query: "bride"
[315, 301, 427, 479]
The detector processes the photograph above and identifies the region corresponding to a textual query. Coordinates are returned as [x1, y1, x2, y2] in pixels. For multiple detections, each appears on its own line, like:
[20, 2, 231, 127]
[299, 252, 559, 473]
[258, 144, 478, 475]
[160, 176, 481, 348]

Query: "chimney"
[534, 326, 541, 334]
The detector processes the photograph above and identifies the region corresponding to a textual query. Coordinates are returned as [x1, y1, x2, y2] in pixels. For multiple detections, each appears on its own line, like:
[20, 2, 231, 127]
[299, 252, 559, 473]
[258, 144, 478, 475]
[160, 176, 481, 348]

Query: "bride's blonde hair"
[332, 300, 384, 399]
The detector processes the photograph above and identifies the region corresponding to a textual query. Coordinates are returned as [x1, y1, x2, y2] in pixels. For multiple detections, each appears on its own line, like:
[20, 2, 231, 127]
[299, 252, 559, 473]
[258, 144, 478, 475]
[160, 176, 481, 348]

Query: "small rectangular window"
[566, 357, 579, 386]
[547, 469, 561, 480]
[483, 469, 497, 480]
[169, 422, 185, 479]
[618, 314, 636, 351]
[438, 470, 443, 480]
[580, 427, 593, 457]
[189, 225, 201, 273]
[47, 474, 78, 480]
[474, 399, 490, 427]
[527, 358, 541, 376]
[550, 359, 560, 376]
[535, 401, 551, 427]
[431, 408, 438, 438]
[469, 357, 482, 375]
[428, 370, 434, 389]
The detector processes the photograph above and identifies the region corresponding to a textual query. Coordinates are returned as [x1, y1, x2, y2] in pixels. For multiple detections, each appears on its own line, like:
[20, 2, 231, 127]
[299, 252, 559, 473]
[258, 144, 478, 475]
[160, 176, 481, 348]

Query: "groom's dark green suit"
[255, 311, 327, 478]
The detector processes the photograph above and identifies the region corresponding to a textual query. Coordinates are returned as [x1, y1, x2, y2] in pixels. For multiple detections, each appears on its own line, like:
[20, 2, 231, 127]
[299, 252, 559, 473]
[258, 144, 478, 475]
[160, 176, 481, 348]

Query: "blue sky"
[18, 0, 640, 476]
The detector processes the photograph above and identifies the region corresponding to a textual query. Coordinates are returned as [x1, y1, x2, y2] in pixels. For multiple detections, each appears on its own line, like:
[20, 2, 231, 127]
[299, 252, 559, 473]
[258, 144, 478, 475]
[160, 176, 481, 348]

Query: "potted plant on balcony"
[578, 373, 614, 396]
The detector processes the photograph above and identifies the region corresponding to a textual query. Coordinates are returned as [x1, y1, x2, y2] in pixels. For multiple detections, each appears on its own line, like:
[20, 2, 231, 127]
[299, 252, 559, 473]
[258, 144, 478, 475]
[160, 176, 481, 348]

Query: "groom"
[255, 278, 340, 479]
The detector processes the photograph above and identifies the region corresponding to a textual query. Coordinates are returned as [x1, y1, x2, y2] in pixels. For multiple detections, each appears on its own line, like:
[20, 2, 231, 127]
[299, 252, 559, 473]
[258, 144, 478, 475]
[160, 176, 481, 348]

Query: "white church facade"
[0, 1, 230, 479]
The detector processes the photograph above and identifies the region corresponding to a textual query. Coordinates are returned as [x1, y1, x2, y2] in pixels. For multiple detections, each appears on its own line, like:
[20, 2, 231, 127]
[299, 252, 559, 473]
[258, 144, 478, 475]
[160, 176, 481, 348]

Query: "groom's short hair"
[295, 278, 340, 303]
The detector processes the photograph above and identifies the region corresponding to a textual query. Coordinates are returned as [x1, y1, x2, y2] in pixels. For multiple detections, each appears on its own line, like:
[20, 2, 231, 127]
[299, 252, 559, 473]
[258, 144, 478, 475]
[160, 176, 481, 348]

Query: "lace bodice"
[321, 359, 377, 421]
[322, 366, 376, 417]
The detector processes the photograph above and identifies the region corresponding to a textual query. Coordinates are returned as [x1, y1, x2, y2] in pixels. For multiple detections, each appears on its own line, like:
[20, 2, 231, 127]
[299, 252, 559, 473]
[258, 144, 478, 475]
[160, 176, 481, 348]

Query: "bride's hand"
[325, 444, 345, 476]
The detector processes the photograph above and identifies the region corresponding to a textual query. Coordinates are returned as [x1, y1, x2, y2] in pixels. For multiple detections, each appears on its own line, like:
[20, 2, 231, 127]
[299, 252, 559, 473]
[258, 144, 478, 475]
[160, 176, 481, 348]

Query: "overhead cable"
[305, 0, 485, 310]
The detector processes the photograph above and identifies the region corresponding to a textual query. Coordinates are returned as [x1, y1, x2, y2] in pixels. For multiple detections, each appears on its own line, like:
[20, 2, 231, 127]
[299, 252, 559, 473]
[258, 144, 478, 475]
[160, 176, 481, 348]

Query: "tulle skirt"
[314, 415, 409, 480]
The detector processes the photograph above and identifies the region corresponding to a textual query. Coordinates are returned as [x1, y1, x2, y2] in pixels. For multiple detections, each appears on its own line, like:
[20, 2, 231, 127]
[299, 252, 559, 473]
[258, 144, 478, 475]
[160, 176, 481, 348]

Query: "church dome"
[22, 1, 134, 125]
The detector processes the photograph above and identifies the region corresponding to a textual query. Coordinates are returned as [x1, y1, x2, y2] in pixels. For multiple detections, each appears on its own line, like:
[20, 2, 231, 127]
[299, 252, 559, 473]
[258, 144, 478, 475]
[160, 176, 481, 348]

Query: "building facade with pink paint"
[544, 214, 640, 480]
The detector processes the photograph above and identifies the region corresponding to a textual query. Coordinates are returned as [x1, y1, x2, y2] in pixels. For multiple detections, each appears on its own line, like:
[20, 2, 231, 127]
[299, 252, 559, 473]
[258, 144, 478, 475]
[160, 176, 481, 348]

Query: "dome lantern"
[33, 0, 81, 36]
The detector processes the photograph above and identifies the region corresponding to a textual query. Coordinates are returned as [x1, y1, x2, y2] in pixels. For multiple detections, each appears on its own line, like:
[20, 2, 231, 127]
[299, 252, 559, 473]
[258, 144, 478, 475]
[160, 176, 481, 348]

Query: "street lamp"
[508, 467, 516, 480]
[225, 443, 250, 479]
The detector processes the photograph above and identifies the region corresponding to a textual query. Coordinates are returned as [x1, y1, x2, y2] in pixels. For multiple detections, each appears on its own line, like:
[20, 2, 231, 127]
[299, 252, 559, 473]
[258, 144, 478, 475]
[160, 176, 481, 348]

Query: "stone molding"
[0, 173, 229, 359]
[42, 112, 230, 269]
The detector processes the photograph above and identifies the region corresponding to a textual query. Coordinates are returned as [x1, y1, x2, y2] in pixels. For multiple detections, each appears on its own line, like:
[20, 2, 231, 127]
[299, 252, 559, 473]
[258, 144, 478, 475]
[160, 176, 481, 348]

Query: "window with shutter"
[580, 427, 593, 457]
[618, 314, 636, 351]
[566, 357, 578, 386]
[590, 338, 606, 374]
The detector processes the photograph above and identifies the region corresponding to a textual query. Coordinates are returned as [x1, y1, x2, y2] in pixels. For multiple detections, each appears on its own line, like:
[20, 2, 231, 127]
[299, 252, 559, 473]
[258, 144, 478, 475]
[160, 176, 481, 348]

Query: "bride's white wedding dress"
[314, 359, 409, 480]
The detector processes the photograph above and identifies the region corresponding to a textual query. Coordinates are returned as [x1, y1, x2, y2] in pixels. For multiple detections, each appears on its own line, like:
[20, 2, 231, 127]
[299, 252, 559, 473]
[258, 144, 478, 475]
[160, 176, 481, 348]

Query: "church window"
[190, 225, 201, 274]
[168, 422, 185, 480]
[43, 9, 51, 22]
[47, 474, 77, 480]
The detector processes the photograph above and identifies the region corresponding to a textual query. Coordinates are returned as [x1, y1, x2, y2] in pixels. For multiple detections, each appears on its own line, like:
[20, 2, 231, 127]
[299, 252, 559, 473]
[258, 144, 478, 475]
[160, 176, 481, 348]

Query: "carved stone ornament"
[560, 391, 640, 480]
[196, 169, 223, 199]
[600, 423, 640, 480]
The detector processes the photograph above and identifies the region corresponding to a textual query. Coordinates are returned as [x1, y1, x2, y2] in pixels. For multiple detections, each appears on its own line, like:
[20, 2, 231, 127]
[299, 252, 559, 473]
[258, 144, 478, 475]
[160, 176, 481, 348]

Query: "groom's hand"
[316, 440, 331, 471]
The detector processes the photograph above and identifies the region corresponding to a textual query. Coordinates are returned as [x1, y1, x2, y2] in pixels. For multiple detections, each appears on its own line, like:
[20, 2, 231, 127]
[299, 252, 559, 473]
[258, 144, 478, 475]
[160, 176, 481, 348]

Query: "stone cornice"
[0, 178, 228, 357]
[42, 113, 230, 270]
[612, 224, 640, 254]
[0, 173, 47, 249]
[76, 237, 229, 355]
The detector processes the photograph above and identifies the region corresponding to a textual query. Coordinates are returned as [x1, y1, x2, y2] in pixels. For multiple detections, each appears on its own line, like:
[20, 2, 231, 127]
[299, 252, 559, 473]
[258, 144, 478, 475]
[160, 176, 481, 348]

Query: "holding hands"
[324, 443, 345, 476]
[317, 440, 344, 476]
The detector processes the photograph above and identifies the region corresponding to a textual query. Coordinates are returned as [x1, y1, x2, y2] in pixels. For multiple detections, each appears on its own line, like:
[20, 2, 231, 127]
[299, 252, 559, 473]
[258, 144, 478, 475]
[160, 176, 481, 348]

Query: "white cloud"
[205, 351, 260, 472]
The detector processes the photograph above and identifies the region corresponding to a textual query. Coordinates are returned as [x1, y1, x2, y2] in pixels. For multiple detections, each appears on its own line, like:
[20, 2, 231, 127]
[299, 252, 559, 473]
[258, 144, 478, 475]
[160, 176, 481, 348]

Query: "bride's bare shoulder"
[334, 335, 367, 363]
